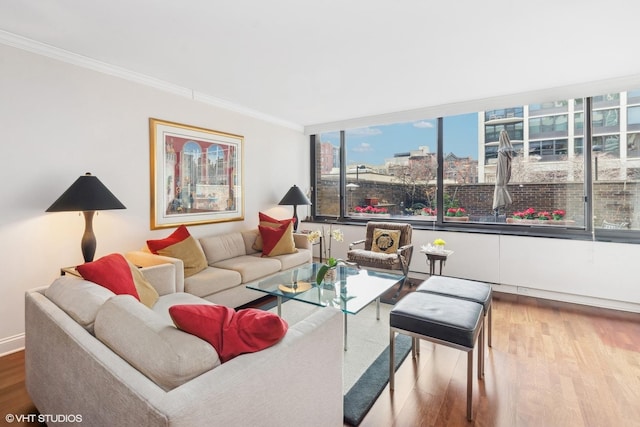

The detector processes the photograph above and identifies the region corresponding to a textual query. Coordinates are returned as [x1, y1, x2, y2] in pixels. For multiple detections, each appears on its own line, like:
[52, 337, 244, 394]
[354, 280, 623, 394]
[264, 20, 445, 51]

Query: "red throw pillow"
[147, 224, 191, 253]
[258, 221, 296, 257]
[258, 212, 297, 227]
[146, 225, 208, 278]
[169, 305, 288, 363]
[253, 212, 296, 251]
[76, 253, 140, 300]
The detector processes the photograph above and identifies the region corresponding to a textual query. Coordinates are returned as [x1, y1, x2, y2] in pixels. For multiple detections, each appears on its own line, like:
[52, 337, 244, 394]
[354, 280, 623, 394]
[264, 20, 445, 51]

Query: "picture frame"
[149, 118, 244, 229]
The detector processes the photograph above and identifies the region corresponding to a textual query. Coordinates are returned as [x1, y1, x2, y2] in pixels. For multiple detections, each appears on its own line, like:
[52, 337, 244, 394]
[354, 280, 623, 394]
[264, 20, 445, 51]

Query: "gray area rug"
[344, 333, 412, 426]
[260, 299, 412, 425]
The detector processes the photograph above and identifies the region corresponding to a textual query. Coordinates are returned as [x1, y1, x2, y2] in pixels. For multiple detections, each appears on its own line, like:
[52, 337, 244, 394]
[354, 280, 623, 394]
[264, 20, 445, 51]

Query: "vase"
[323, 267, 337, 285]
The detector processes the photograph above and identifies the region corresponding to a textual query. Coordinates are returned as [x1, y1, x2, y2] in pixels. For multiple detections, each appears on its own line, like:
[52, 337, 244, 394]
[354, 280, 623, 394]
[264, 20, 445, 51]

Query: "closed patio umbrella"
[492, 130, 514, 214]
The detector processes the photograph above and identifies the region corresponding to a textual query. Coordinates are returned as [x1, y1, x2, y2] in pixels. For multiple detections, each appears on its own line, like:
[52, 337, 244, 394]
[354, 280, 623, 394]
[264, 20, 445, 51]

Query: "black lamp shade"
[46, 173, 126, 212]
[46, 173, 125, 263]
[278, 185, 311, 206]
[278, 185, 311, 232]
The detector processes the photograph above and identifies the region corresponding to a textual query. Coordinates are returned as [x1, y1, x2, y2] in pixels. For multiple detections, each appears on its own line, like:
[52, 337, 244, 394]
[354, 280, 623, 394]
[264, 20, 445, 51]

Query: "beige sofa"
[25, 262, 343, 427]
[126, 229, 312, 308]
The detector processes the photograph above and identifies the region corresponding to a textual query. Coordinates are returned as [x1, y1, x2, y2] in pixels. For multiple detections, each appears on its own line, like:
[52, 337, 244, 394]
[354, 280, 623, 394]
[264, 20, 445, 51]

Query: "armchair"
[347, 222, 413, 296]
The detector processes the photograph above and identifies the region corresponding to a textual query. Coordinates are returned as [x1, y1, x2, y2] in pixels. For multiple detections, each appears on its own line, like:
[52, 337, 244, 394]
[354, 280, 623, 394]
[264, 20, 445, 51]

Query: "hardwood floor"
[360, 293, 640, 427]
[1, 294, 639, 427]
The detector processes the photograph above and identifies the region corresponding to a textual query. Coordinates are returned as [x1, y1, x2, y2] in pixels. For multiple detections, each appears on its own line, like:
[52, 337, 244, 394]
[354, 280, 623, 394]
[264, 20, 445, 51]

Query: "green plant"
[315, 257, 358, 285]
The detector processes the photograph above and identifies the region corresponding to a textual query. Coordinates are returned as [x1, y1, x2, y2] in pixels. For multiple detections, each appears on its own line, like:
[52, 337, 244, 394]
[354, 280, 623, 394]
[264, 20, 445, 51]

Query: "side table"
[60, 266, 81, 277]
[420, 249, 454, 275]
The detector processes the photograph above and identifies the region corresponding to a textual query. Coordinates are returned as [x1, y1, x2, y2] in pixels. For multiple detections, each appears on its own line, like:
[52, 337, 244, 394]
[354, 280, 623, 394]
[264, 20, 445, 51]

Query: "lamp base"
[292, 205, 299, 232]
[81, 211, 97, 263]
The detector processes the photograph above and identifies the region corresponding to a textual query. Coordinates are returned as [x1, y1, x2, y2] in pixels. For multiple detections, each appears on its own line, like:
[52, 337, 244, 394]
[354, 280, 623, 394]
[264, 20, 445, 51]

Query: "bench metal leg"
[467, 350, 473, 421]
[478, 323, 484, 378]
[389, 329, 396, 390]
[488, 303, 493, 347]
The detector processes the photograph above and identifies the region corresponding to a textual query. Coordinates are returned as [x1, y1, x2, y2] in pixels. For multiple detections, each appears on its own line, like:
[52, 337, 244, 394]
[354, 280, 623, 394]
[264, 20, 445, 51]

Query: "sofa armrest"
[125, 251, 185, 293]
[293, 233, 311, 250]
[139, 263, 178, 296]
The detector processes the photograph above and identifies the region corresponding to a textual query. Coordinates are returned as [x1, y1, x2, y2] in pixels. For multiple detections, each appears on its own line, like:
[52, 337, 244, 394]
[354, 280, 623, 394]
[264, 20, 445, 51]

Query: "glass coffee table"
[246, 263, 404, 350]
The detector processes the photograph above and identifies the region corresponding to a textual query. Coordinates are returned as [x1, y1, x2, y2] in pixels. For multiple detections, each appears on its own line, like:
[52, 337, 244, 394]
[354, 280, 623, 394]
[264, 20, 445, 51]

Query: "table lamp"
[46, 172, 126, 263]
[278, 185, 311, 231]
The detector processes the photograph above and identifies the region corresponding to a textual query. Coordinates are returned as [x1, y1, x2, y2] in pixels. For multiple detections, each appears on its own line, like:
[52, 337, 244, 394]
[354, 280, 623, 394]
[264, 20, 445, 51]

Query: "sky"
[320, 112, 479, 166]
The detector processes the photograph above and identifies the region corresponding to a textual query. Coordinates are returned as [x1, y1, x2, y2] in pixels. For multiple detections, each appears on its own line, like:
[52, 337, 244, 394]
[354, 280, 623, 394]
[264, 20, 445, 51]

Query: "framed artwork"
[149, 118, 244, 229]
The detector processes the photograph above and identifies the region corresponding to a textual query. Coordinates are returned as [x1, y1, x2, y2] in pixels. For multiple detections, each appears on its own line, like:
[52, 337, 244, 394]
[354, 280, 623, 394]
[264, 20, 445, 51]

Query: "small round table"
[420, 249, 454, 275]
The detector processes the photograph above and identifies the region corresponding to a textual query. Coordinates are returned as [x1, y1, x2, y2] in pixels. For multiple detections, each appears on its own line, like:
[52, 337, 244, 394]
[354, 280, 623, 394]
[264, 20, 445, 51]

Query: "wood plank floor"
[1, 293, 639, 427]
[360, 293, 640, 427]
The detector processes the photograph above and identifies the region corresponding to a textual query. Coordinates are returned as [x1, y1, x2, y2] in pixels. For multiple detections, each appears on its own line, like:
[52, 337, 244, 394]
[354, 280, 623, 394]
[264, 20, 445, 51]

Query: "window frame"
[310, 96, 640, 244]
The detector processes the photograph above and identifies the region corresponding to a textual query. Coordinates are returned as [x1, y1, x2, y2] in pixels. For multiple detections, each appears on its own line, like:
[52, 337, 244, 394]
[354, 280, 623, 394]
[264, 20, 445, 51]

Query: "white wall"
[0, 44, 307, 355]
[303, 223, 640, 313]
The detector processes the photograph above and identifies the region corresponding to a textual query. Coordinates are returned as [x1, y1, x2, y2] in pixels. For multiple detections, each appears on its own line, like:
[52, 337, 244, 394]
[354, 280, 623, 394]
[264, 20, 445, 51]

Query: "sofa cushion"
[241, 229, 261, 255]
[76, 253, 141, 301]
[146, 225, 208, 278]
[45, 276, 115, 333]
[184, 266, 242, 298]
[259, 221, 297, 257]
[212, 255, 282, 283]
[94, 295, 220, 391]
[371, 228, 401, 254]
[271, 248, 313, 271]
[199, 232, 247, 264]
[252, 212, 296, 251]
[169, 304, 288, 363]
[152, 292, 216, 323]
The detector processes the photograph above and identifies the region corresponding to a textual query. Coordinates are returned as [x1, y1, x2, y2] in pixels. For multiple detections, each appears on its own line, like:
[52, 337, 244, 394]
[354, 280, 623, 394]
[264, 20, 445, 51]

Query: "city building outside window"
[312, 89, 640, 237]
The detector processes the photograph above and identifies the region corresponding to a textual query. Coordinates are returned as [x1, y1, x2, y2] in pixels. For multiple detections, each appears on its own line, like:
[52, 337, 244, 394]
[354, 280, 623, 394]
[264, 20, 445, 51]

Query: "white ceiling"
[1, 0, 640, 130]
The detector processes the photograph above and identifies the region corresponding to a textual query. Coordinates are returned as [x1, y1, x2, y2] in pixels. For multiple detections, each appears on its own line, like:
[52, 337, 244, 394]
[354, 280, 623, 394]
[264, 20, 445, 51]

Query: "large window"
[312, 88, 640, 237]
[314, 132, 340, 217]
[343, 121, 438, 218]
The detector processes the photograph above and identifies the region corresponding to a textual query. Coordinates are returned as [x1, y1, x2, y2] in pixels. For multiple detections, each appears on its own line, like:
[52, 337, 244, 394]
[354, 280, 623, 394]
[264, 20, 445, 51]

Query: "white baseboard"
[492, 283, 640, 313]
[408, 271, 640, 314]
[0, 333, 25, 357]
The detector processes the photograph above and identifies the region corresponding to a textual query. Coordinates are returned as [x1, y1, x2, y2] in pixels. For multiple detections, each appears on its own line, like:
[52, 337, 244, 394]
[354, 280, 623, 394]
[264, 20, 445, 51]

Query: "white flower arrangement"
[307, 225, 344, 261]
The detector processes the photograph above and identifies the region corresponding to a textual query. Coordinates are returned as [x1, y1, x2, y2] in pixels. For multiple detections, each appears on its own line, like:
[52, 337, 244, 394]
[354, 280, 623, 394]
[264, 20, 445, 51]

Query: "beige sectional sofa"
[126, 229, 312, 308]
[25, 262, 343, 427]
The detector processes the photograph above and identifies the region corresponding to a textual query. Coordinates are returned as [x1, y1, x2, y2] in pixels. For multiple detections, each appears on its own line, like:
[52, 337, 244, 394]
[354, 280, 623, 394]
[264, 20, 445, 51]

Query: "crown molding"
[0, 30, 303, 132]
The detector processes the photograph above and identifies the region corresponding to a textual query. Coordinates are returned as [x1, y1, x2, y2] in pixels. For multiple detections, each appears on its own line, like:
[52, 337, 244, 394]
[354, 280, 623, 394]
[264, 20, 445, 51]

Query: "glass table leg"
[344, 312, 348, 351]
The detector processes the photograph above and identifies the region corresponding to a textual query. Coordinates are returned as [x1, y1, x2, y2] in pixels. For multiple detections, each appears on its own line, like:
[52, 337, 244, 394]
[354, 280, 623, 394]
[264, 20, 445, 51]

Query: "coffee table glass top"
[246, 263, 404, 315]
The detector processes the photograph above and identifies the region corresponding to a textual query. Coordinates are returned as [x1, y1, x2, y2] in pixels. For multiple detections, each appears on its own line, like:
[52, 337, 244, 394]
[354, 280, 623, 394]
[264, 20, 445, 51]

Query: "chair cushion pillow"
[259, 221, 297, 257]
[76, 253, 141, 301]
[146, 225, 208, 278]
[169, 304, 288, 363]
[371, 228, 401, 254]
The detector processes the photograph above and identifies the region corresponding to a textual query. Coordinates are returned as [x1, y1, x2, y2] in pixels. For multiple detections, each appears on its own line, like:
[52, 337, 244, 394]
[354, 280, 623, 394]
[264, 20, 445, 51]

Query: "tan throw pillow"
[127, 260, 159, 308]
[146, 225, 208, 278]
[371, 229, 401, 254]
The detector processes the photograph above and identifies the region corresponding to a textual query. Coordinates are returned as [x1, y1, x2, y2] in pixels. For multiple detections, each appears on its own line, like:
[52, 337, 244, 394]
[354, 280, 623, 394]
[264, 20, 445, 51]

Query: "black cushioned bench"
[389, 292, 484, 421]
[416, 275, 493, 349]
